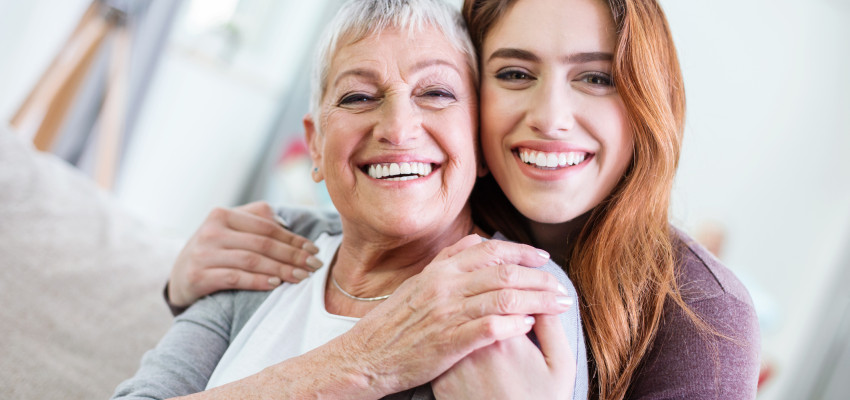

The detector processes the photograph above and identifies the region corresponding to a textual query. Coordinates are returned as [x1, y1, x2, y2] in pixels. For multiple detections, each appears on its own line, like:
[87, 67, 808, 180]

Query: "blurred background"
[0, 0, 847, 398]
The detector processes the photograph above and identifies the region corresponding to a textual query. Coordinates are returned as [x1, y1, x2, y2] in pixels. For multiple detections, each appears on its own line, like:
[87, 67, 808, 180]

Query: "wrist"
[241, 332, 384, 400]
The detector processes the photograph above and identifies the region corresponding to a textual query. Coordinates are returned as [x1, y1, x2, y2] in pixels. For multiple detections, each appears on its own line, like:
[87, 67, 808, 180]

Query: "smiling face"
[305, 25, 478, 239]
[479, 0, 634, 225]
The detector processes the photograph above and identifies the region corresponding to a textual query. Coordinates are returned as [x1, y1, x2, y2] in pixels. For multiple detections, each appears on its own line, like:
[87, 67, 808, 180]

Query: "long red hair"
[464, 0, 703, 398]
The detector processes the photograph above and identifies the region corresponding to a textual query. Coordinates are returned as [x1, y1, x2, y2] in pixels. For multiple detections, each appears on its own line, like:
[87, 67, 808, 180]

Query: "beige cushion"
[0, 128, 182, 399]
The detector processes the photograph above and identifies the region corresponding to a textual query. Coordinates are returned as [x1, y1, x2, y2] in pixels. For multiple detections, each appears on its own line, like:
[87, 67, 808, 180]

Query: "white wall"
[0, 0, 90, 122]
[662, 0, 850, 397]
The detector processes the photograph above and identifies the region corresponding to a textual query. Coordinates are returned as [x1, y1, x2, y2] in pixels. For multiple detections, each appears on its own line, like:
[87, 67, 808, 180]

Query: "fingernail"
[524, 316, 536, 325]
[268, 277, 281, 287]
[306, 256, 323, 270]
[557, 283, 569, 296]
[293, 269, 311, 280]
[537, 249, 550, 259]
[302, 242, 320, 255]
[556, 296, 573, 306]
[273, 215, 288, 227]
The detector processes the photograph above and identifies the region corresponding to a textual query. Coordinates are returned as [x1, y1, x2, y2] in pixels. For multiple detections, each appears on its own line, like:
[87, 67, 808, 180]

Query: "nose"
[373, 94, 422, 145]
[526, 81, 575, 137]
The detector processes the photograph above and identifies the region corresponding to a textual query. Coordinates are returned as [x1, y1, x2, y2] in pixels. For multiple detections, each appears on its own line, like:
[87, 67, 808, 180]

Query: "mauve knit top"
[613, 227, 761, 399]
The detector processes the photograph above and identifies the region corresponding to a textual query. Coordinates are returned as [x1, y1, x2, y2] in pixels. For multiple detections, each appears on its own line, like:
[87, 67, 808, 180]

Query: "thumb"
[433, 234, 484, 262]
[534, 314, 573, 371]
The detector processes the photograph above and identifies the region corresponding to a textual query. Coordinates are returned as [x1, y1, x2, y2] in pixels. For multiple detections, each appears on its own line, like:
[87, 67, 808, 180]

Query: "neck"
[525, 210, 591, 267]
[327, 205, 476, 317]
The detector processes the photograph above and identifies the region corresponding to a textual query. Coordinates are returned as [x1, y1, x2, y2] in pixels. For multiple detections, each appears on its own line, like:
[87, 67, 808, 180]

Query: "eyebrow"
[333, 69, 379, 87]
[333, 59, 461, 87]
[487, 48, 613, 64]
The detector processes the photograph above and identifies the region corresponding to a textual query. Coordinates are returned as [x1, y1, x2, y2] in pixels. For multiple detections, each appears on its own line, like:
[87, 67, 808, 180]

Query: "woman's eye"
[339, 93, 375, 106]
[579, 73, 613, 86]
[422, 89, 456, 100]
[495, 69, 533, 81]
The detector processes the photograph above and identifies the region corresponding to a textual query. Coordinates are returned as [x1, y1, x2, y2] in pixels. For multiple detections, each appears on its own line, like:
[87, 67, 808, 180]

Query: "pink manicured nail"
[557, 296, 573, 306]
[306, 256, 323, 270]
[557, 283, 568, 295]
[302, 242, 320, 255]
[293, 269, 311, 280]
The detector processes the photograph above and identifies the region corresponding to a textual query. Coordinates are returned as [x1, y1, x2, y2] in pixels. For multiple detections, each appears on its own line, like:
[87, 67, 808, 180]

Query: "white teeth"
[535, 153, 546, 167]
[518, 149, 587, 169]
[558, 153, 568, 166]
[366, 162, 433, 180]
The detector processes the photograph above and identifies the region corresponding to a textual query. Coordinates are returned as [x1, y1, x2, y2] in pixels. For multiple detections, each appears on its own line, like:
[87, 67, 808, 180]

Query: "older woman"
[113, 0, 584, 399]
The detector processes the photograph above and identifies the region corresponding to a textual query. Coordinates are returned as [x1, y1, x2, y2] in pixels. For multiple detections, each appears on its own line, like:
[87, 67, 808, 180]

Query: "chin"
[370, 210, 440, 236]
[514, 199, 586, 225]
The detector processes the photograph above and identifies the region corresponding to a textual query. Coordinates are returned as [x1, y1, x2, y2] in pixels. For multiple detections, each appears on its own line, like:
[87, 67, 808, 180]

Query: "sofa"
[0, 126, 182, 399]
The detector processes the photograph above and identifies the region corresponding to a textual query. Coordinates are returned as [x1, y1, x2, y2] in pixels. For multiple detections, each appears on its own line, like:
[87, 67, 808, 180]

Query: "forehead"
[328, 25, 468, 82]
[484, 0, 616, 54]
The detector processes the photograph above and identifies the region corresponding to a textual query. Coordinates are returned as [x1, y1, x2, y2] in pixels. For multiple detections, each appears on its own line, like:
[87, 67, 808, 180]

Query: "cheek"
[595, 102, 634, 177]
[479, 86, 517, 163]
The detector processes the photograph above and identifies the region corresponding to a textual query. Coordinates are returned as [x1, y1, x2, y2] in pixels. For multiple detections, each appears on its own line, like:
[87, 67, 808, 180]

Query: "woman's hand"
[167, 202, 321, 308]
[325, 235, 573, 398]
[432, 314, 577, 400]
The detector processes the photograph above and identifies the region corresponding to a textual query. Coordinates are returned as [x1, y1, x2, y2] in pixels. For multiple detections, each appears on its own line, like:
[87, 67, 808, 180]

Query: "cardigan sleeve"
[112, 292, 236, 399]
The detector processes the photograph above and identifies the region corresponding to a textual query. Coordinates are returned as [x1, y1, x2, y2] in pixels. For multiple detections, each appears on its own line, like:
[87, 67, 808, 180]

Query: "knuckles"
[253, 236, 274, 254]
[222, 270, 241, 286]
[207, 207, 230, 222]
[239, 252, 262, 271]
[196, 224, 223, 244]
[495, 264, 519, 287]
[495, 290, 520, 314]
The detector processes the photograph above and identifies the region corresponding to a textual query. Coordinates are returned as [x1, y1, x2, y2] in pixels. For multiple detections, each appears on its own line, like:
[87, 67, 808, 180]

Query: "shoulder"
[276, 206, 342, 241]
[174, 290, 271, 343]
[626, 227, 761, 399]
[668, 225, 760, 351]
[671, 226, 753, 308]
[189, 290, 272, 338]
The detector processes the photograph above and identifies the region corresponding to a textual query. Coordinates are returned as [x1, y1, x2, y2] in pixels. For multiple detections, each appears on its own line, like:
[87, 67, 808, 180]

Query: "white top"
[206, 232, 349, 389]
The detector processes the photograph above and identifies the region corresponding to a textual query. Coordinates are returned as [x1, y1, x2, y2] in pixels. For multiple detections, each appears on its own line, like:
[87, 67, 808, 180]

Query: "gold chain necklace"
[330, 273, 393, 301]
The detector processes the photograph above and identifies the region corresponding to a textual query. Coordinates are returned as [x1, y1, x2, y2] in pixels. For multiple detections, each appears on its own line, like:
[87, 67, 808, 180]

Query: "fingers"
[433, 234, 485, 261]
[450, 239, 550, 272]
[222, 208, 320, 257]
[219, 230, 322, 272]
[199, 267, 283, 294]
[237, 201, 276, 220]
[461, 288, 572, 320]
[453, 315, 536, 355]
[206, 249, 314, 282]
[533, 314, 575, 374]
[460, 263, 567, 297]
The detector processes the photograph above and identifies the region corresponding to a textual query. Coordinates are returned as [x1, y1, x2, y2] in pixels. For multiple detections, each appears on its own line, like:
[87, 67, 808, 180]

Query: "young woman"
[167, 0, 760, 398]
[459, 0, 759, 398]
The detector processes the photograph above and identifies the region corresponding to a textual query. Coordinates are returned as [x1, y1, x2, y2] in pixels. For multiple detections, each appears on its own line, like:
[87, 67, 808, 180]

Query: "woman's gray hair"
[309, 0, 478, 121]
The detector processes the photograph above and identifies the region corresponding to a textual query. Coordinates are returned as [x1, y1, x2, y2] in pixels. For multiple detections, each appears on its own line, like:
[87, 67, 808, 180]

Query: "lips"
[364, 161, 435, 181]
[516, 148, 589, 169]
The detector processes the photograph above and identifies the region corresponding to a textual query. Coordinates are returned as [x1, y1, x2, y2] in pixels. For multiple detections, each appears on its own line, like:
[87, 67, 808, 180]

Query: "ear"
[303, 113, 324, 183]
